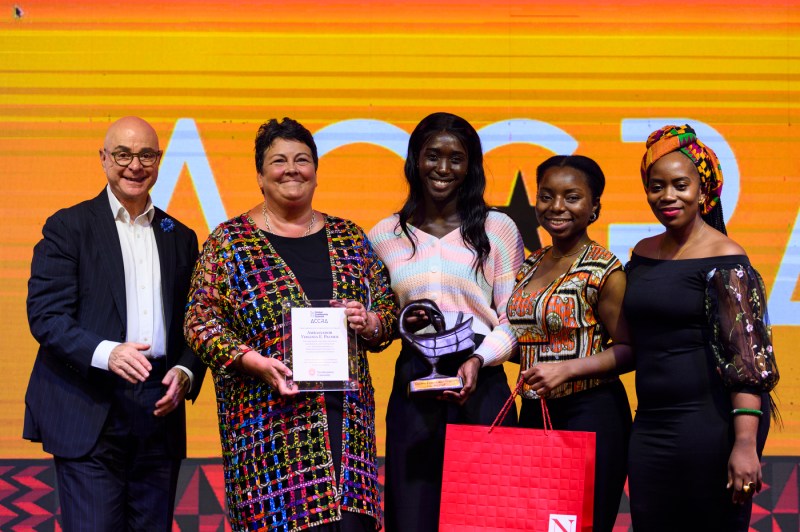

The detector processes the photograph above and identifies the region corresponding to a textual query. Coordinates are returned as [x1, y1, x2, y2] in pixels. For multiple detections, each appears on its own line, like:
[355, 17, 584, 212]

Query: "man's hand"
[154, 368, 190, 417]
[108, 342, 152, 383]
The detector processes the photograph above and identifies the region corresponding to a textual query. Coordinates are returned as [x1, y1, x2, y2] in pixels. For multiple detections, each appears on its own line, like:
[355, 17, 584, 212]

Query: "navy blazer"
[24, 189, 207, 459]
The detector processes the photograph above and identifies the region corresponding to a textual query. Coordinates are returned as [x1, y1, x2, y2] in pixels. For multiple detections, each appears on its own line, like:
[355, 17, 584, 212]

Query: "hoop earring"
[589, 213, 597, 222]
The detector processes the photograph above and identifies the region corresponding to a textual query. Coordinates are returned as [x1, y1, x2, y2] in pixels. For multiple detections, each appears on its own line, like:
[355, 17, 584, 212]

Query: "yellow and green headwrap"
[640, 124, 723, 215]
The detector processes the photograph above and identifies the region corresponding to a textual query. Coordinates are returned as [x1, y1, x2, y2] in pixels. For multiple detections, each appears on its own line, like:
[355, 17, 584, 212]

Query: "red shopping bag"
[439, 383, 596, 532]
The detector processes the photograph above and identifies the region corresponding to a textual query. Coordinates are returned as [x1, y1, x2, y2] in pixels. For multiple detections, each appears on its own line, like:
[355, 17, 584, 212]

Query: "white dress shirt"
[92, 186, 193, 387]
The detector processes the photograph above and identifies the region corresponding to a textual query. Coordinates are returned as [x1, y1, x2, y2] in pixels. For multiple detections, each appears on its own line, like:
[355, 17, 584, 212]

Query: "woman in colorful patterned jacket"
[184, 117, 397, 532]
[507, 154, 633, 532]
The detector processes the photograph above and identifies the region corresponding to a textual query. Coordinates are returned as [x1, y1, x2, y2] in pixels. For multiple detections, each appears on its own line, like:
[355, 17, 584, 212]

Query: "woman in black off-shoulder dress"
[625, 125, 779, 531]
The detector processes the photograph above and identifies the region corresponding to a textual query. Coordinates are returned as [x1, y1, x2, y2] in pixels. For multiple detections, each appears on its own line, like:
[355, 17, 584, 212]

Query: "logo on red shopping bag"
[548, 514, 577, 532]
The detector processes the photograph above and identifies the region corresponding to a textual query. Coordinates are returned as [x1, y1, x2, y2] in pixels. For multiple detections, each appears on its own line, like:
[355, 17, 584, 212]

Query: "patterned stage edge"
[0, 457, 796, 531]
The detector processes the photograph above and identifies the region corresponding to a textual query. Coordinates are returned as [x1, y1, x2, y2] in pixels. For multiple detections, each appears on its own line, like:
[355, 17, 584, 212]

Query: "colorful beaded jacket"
[184, 213, 397, 532]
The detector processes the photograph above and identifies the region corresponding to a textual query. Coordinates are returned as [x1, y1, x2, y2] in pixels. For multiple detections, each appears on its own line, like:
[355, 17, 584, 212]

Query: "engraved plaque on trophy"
[398, 299, 475, 395]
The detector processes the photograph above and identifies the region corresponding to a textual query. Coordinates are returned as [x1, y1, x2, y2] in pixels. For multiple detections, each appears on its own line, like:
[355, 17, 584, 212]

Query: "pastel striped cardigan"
[368, 211, 524, 366]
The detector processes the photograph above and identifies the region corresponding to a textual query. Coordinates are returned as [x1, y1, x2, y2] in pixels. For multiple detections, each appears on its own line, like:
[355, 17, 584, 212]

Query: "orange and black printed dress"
[506, 242, 631, 532]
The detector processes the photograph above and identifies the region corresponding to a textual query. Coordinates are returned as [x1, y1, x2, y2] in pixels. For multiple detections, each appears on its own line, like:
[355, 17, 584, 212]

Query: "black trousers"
[383, 340, 516, 532]
[54, 359, 181, 532]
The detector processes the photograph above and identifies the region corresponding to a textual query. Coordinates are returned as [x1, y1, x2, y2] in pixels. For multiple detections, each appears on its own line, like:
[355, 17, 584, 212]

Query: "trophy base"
[408, 375, 464, 395]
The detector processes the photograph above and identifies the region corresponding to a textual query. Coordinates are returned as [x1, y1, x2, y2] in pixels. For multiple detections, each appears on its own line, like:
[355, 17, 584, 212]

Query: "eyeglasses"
[106, 149, 162, 167]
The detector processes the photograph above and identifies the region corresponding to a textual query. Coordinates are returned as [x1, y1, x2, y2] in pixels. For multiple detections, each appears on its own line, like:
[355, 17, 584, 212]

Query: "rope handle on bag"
[488, 379, 552, 434]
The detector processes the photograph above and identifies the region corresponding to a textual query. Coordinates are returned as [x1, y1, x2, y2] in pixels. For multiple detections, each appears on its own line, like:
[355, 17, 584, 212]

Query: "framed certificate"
[282, 299, 359, 391]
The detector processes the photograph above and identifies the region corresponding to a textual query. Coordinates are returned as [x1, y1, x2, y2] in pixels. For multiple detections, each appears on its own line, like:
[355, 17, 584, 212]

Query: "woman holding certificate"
[184, 117, 398, 532]
[368, 112, 525, 532]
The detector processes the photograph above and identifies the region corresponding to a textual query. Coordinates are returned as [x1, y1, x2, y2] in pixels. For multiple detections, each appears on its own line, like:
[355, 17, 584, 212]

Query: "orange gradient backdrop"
[1, 1, 798, 457]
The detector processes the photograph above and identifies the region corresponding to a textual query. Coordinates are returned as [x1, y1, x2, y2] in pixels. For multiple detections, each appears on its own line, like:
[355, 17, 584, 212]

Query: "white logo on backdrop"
[151, 117, 800, 325]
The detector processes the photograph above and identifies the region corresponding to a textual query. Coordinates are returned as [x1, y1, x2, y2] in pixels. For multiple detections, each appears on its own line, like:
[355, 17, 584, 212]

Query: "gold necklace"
[550, 241, 590, 260]
[262, 202, 316, 237]
[520, 250, 577, 298]
[658, 221, 706, 260]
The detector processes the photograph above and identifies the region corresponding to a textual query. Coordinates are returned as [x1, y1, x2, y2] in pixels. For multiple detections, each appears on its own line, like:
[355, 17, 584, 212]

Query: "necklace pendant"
[262, 202, 316, 236]
[551, 241, 590, 260]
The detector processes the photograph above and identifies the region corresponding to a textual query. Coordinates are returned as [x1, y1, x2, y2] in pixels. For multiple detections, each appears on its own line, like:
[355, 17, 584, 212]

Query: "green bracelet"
[731, 408, 762, 417]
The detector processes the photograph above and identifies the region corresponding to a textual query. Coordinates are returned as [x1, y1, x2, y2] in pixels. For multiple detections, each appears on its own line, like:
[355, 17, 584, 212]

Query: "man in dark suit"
[24, 116, 207, 531]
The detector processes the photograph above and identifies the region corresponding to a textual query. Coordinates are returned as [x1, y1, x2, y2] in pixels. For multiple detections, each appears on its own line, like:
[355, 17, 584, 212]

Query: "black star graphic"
[496, 170, 541, 252]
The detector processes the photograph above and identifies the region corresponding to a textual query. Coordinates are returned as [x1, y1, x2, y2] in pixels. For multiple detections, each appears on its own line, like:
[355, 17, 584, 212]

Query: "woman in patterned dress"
[184, 118, 398, 532]
[506, 155, 633, 532]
